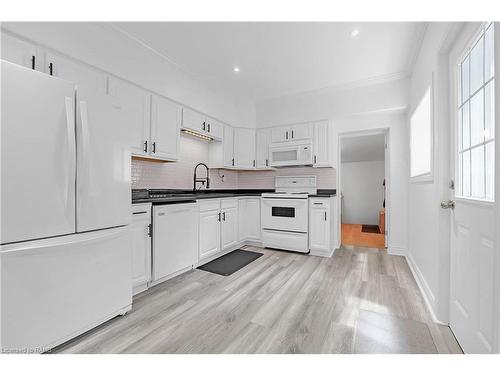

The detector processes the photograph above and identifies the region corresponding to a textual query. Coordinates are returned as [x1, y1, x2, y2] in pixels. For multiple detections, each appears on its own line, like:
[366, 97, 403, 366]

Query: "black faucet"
[193, 163, 210, 192]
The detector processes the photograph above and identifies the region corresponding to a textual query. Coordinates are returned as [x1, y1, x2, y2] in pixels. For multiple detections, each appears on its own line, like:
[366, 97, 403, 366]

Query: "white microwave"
[269, 141, 313, 167]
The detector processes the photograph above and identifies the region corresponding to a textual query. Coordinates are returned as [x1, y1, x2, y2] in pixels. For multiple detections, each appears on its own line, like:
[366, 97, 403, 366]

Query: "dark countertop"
[132, 188, 336, 205]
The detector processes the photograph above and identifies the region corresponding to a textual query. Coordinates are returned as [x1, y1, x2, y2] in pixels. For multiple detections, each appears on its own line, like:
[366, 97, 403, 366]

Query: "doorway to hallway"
[340, 132, 387, 249]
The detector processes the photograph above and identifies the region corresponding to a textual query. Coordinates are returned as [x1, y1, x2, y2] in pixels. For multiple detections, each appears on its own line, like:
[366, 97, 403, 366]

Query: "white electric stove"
[261, 176, 317, 253]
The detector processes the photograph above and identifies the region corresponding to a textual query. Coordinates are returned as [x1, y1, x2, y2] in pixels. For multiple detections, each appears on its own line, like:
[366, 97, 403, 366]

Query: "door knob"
[440, 200, 455, 210]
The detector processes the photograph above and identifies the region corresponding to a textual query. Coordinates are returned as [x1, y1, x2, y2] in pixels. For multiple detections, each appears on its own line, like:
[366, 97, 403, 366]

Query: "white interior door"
[1, 61, 76, 244]
[449, 23, 496, 353]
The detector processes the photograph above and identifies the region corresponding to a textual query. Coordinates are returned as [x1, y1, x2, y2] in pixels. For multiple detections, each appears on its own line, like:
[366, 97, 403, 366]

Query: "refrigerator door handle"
[64, 96, 76, 211]
[79, 101, 91, 196]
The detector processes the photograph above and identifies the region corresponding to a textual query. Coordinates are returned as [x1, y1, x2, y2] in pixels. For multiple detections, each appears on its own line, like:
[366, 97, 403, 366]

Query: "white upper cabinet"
[271, 123, 313, 143]
[290, 123, 313, 141]
[256, 128, 271, 168]
[1, 33, 42, 71]
[150, 95, 182, 161]
[223, 125, 235, 167]
[182, 108, 222, 140]
[313, 120, 332, 167]
[108, 78, 151, 156]
[234, 128, 256, 168]
[205, 117, 224, 140]
[271, 126, 289, 142]
[182, 107, 206, 133]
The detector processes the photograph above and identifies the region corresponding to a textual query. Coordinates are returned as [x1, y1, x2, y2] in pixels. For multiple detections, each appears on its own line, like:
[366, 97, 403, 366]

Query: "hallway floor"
[342, 223, 386, 249]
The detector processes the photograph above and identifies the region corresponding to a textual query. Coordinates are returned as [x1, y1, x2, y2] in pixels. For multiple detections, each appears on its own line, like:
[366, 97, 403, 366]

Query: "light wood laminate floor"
[52, 245, 462, 354]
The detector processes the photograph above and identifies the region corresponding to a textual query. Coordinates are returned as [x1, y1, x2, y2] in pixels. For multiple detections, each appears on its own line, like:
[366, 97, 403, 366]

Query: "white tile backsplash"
[131, 134, 336, 190]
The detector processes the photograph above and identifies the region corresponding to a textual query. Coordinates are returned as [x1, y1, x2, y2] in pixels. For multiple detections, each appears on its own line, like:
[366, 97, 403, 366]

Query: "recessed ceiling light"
[351, 29, 360, 38]
[233, 66, 240, 73]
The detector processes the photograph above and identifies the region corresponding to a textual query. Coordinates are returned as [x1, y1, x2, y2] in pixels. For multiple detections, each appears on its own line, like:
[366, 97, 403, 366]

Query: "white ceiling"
[341, 134, 386, 163]
[112, 22, 424, 101]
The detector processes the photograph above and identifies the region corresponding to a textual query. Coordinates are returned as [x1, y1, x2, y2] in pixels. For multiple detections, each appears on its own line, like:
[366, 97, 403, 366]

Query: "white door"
[271, 126, 289, 142]
[153, 203, 198, 281]
[130, 207, 151, 292]
[151, 95, 181, 160]
[0, 32, 42, 71]
[221, 200, 239, 251]
[46, 53, 131, 232]
[309, 203, 330, 251]
[0, 227, 131, 351]
[449, 23, 496, 353]
[1, 61, 76, 244]
[108, 78, 151, 156]
[223, 125, 235, 167]
[313, 120, 330, 167]
[256, 128, 271, 168]
[199, 209, 221, 260]
[290, 123, 313, 141]
[234, 128, 256, 168]
[182, 107, 206, 133]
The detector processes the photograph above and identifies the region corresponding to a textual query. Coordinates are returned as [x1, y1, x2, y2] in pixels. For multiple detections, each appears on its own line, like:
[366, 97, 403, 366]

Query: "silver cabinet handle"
[440, 200, 455, 210]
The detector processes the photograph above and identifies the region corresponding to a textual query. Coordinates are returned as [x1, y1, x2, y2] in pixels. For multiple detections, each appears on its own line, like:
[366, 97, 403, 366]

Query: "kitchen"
[2, 10, 498, 369]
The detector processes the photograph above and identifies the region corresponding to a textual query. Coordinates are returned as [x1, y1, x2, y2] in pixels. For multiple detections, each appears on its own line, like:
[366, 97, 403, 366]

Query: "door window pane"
[470, 36, 484, 94]
[462, 101, 470, 150]
[471, 146, 485, 197]
[485, 24, 495, 81]
[470, 89, 484, 146]
[485, 80, 495, 141]
[461, 57, 470, 103]
[486, 142, 494, 200]
[462, 150, 471, 197]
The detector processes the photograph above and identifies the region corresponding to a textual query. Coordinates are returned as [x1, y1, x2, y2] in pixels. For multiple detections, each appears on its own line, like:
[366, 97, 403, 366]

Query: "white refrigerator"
[0, 60, 132, 352]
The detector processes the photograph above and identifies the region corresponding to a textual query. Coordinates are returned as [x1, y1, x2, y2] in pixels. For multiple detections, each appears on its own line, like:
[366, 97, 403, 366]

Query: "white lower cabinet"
[221, 199, 239, 251]
[199, 201, 222, 260]
[309, 197, 338, 257]
[199, 199, 239, 262]
[238, 198, 261, 242]
[130, 203, 152, 295]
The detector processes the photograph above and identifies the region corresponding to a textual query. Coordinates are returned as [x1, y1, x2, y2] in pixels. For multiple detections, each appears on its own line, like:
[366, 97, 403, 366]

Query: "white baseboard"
[387, 245, 406, 256]
[405, 253, 445, 325]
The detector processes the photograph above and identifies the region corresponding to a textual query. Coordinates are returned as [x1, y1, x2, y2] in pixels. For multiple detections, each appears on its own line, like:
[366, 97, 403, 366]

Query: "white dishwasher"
[152, 202, 199, 284]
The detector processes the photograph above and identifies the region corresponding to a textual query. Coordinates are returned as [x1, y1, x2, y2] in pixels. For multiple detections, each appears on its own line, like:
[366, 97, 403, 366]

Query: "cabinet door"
[290, 123, 313, 141]
[108, 78, 151, 156]
[223, 125, 235, 167]
[151, 95, 181, 160]
[1, 33, 41, 71]
[256, 128, 271, 168]
[244, 198, 261, 241]
[130, 211, 151, 291]
[221, 204, 238, 251]
[206, 117, 223, 140]
[199, 209, 221, 260]
[182, 107, 206, 133]
[309, 203, 330, 251]
[234, 128, 256, 168]
[271, 126, 289, 142]
[313, 120, 330, 167]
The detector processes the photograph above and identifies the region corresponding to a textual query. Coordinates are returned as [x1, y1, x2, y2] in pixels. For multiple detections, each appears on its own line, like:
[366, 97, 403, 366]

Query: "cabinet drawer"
[309, 198, 330, 208]
[221, 198, 238, 209]
[198, 199, 221, 212]
[132, 203, 151, 216]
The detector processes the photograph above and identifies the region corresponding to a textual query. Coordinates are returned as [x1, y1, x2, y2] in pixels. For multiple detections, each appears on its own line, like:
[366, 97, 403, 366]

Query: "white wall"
[407, 22, 468, 323]
[341, 161, 384, 225]
[0, 22, 256, 128]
